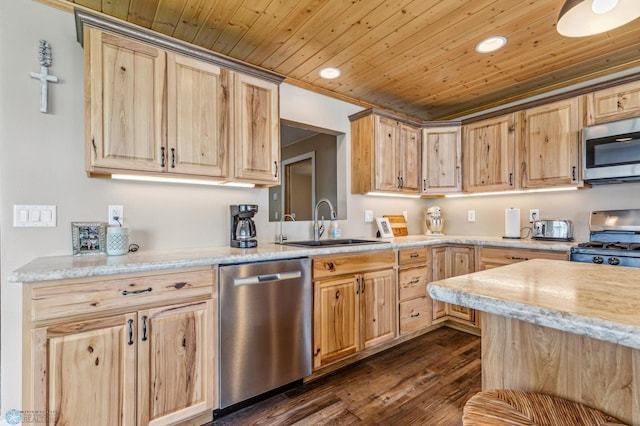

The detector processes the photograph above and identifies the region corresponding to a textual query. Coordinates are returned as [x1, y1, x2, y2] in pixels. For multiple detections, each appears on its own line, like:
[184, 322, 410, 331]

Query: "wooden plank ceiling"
[43, 0, 640, 120]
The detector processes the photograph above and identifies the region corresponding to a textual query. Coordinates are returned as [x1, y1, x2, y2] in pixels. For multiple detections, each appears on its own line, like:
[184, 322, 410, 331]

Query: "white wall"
[2, 0, 640, 418]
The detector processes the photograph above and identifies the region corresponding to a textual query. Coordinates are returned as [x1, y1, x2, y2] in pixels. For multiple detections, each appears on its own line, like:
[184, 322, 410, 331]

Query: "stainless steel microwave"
[583, 116, 640, 183]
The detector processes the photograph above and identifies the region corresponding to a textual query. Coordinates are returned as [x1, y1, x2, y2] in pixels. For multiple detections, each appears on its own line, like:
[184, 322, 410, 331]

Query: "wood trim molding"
[348, 107, 461, 129]
[462, 70, 640, 125]
[74, 9, 285, 85]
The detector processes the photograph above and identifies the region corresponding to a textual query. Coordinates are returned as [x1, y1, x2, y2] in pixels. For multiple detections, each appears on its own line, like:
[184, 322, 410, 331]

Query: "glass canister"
[107, 226, 129, 256]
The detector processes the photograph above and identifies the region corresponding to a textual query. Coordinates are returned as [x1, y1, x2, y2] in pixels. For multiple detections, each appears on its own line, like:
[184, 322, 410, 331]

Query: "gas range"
[570, 209, 640, 267]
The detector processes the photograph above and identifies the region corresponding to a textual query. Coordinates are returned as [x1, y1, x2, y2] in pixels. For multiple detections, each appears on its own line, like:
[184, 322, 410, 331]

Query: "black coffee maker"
[230, 204, 258, 248]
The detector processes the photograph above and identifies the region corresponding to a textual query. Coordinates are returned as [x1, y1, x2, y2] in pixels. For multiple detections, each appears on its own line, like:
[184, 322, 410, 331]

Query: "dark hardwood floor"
[210, 327, 481, 426]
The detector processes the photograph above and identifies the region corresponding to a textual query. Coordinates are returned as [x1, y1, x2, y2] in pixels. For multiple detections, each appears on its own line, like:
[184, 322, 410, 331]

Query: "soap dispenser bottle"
[330, 220, 341, 239]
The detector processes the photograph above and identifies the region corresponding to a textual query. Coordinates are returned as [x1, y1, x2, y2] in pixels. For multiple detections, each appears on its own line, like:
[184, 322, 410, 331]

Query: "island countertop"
[9, 235, 573, 283]
[427, 259, 640, 349]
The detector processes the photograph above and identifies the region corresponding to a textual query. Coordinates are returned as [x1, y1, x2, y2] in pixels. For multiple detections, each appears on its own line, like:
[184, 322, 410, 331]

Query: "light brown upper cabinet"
[167, 54, 230, 177]
[82, 22, 282, 186]
[86, 28, 229, 178]
[518, 98, 582, 188]
[86, 29, 167, 173]
[463, 114, 516, 192]
[463, 97, 583, 192]
[421, 125, 462, 194]
[232, 73, 280, 184]
[586, 80, 640, 125]
[350, 109, 421, 195]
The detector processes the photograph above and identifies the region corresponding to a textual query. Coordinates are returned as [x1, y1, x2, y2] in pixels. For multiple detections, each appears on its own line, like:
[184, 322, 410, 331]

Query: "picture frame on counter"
[376, 217, 394, 238]
[71, 222, 107, 256]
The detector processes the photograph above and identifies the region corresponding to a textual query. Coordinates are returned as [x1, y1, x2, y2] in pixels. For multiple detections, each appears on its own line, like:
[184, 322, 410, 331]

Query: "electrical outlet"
[468, 210, 476, 222]
[108, 205, 124, 226]
[364, 210, 374, 223]
[529, 209, 540, 223]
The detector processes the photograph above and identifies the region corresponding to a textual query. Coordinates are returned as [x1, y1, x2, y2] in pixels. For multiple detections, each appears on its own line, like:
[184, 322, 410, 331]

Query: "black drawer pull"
[409, 252, 420, 258]
[122, 287, 152, 296]
[410, 312, 420, 318]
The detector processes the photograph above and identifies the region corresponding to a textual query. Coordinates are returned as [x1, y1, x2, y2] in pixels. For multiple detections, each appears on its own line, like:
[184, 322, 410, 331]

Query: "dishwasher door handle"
[233, 270, 302, 286]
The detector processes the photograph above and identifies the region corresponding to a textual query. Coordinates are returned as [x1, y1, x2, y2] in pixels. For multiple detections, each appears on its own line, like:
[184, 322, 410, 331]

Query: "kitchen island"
[428, 259, 640, 425]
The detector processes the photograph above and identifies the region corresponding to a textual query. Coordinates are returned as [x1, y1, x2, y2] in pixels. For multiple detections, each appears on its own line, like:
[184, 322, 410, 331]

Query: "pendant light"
[557, 0, 640, 37]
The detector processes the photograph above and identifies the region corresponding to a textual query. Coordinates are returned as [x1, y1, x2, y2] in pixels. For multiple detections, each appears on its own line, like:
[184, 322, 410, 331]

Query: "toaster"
[532, 219, 573, 241]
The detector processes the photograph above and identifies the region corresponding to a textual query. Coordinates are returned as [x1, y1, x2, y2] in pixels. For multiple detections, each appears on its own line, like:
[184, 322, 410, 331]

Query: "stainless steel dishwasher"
[218, 258, 311, 411]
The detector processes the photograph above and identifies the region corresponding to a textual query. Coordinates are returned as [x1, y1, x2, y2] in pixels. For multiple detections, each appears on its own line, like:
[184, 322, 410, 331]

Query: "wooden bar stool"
[462, 389, 627, 426]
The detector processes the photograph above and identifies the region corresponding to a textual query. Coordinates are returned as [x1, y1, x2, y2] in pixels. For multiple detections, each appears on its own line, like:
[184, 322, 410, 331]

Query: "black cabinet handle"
[355, 277, 360, 294]
[400, 177, 404, 189]
[508, 172, 513, 186]
[127, 319, 134, 345]
[160, 147, 165, 167]
[170, 148, 176, 168]
[122, 287, 152, 296]
[422, 179, 427, 191]
[141, 315, 148, 341]
[572, 166, 576, 181]
[274, 161, 278, 178]
[410, 312, 420, 318]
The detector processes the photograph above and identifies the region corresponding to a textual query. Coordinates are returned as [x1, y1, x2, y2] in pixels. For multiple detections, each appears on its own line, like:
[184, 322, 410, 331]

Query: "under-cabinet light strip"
[366, 192, 421, 198]
[444, 187, 578, 198]
[111, 174, 255, 188]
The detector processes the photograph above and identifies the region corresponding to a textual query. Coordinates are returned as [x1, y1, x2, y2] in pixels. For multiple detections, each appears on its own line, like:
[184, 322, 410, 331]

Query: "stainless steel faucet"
[313, 198, 336, 241]
[279, 214, 296, 244]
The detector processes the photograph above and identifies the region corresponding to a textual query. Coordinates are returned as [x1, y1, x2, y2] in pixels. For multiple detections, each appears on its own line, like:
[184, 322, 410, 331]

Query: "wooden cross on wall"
[30, 40, 58, 113]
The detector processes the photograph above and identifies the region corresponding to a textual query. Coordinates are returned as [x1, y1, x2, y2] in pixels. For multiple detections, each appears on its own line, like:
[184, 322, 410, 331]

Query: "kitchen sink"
[281, 238, 389, 248]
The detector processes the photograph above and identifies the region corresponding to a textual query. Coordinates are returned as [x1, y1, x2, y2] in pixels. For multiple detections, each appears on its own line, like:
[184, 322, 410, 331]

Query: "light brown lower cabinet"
[23, 267, 217, 426]
[431, 245, 477, 326]
[312, 251, 396, 369]
[476, 245, 569, 270]
[397, 247, 433, 335]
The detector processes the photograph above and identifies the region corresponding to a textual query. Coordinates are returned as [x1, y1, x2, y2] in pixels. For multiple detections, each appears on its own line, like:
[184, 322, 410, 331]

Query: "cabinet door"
[519, 98, 581, 188]
[313, 276, 359, 368]
[431, 246, 448, 321]
[37, 313, 136, 426]
[399, 123, 421, 193]
[86, 28, 166, 172]
[422, 126, 462, 193]
[463, 114, 516, 192]
[233, 73, 280, 183]
[445, 246, 476, 323]
[448, 245, 474, 277]
[587, 80, 640, 125]
[138, 300, 215, 426]
[167, 53, 229, 177]
[374, 116, 401, 191]
[360, 269, 396, 349]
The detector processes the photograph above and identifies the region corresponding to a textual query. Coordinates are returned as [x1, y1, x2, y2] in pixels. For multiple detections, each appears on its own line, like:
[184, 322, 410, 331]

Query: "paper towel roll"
[504, 208, 520, 238]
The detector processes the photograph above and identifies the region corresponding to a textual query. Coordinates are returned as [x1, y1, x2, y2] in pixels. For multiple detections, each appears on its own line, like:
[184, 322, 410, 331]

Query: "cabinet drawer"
[398, 266, 429, 301]
[313, 250, 395, 279]
[399, 297, 432, 334]
[30, 268, 215, 322]
[446, 303, 475, 322]
[398, 247, 428, 266]
[479, 246, 568, 267]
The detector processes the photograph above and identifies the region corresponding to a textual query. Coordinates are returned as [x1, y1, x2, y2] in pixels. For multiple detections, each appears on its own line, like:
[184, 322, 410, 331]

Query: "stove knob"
[592, 256, 604, 264]
[608, 257, 620, 266]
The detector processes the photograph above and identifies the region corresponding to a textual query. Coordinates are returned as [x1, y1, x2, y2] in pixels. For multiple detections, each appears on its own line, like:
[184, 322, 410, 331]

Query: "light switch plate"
[14, 205, 56, 227]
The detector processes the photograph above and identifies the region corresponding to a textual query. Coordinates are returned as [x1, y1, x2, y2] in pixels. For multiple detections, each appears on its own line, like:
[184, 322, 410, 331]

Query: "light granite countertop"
[9, 235, 574, 283]
[428, 259, 640, 349]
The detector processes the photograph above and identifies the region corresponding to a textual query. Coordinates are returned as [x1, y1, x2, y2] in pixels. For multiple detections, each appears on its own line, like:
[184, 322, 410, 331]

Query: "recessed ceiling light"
[319, 67, 341, 79]
[475, 36, 507, 53]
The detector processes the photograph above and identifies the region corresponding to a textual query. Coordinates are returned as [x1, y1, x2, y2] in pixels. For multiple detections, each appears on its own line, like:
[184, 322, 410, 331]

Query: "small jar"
[107, 227, 129, 256]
